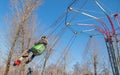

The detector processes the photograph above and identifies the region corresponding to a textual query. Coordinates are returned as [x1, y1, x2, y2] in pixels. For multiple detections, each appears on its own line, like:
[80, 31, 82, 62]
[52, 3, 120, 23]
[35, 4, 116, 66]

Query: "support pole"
[105, 37, 119, 75]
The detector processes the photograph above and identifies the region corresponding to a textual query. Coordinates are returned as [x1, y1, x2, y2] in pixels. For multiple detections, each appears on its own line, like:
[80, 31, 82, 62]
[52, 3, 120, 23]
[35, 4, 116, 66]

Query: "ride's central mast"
[105, 37, 119, 75]
[65, 0, 120, 74]
[94, 0, 120, 74]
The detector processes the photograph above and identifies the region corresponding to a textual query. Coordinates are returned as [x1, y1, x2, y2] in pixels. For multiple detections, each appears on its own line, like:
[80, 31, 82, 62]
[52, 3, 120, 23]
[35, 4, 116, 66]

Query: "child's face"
[41, 38, 45, 40]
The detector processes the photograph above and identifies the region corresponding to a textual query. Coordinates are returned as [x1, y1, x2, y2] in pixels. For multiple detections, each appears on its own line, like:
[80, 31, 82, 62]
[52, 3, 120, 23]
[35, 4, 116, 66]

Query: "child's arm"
[34, 40, 43, 45]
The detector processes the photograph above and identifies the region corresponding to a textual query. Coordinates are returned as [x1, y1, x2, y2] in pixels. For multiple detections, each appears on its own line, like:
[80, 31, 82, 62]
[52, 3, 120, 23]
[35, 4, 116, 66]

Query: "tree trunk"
[94, 55, 97, 75]
[4, 25, 21, 75]
[41, 50, 50, 75]
[19, 25, 25, 75]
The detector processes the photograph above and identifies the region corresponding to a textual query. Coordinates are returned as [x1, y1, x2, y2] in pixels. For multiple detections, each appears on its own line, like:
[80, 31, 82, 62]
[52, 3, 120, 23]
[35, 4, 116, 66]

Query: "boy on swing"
[13, 36, 48, 66]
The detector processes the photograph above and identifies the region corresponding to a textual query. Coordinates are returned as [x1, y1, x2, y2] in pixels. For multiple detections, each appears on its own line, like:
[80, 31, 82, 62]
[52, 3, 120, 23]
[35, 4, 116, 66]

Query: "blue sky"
[0, 0, 120, 71]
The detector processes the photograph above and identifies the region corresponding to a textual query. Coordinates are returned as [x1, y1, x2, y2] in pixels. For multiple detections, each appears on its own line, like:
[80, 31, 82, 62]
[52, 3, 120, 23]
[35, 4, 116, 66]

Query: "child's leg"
[22, 49, 31, 57]
[30, 54, 35, 61]
[19, 49, 31, 61]
[13, 49, 32, 66]
[26, 54, 35, 64]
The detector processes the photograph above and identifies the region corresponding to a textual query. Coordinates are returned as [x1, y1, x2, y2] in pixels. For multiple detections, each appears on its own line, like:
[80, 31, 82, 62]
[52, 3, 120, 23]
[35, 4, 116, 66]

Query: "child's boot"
[13, 60, 21, 66]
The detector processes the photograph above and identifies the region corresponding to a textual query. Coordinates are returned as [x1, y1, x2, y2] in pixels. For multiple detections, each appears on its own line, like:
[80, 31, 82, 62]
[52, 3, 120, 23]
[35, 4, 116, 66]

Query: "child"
[13, 36, 48, 66]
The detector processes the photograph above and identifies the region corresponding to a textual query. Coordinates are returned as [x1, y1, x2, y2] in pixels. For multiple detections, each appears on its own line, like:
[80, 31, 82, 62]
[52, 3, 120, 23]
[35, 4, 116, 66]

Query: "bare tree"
[89, 38, 99, 75]
[72, 62, 81, 75]
[82, 36, 103, 75]
[4, 0, 42, 75]
[93, 52, 98, 75]
[41, 37, 59, 75]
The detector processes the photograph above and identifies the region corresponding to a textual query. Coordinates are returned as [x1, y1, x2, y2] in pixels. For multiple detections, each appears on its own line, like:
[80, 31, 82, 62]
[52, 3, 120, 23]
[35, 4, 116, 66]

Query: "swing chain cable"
[69, 23, 104, 38]
[96, 0, 114, 14]
[94, 0, 117, 37]
[47, 16, 66, 38]
[56, 32, 77, 67]
[48, 26, 67, 51]
[65, 0, 88, 34]
[69, 0, 89, 22]
[72, 13, 115, 24]
[65, 0, 79, 26]
[47, 0, 79, 38]
[47, 26, 65, 53]
[70, 8, 111, 37]
[61, 34, 77, 64]
[80, 9, 103, 15]
[69, 23, 107, 37]
[40, 11, 66, 38]
[55, 26, 67, 38]
[43, 0, 79, 39]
